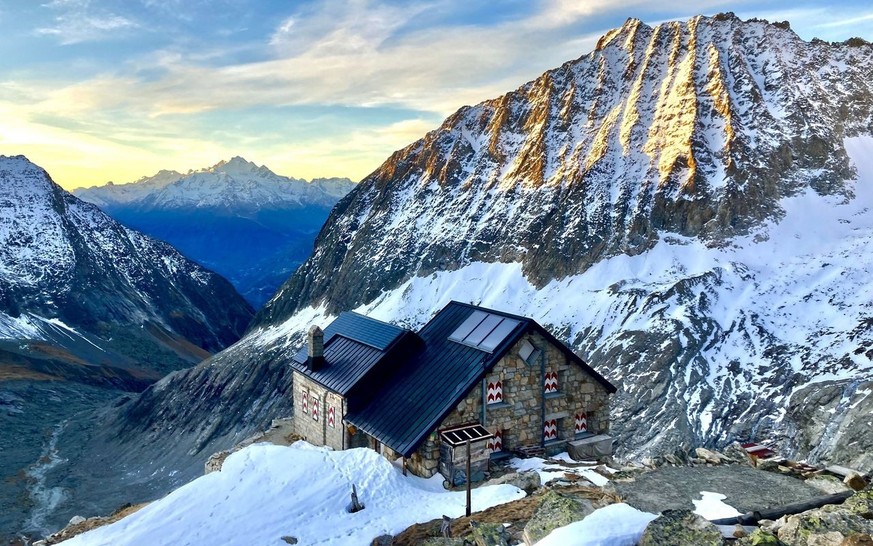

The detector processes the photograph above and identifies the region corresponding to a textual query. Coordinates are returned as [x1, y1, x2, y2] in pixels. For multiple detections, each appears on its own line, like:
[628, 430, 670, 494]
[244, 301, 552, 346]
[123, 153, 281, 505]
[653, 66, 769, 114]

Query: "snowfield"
[58, 442, 526, 546]
[55, 440, 750, 546]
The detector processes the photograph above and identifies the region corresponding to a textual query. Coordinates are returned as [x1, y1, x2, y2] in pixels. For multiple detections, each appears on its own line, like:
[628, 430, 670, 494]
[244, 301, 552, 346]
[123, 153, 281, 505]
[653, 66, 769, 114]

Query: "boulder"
[807, 475, 853, 495]
[845, 473, 868, 492]
[695, 447, 726, 465]
[638, 509, 723, 546]
[484, 470, 541, 493]
[68, 516, 86, 526]
[844, 487, 873, 518]
[522, 490, 595, 546]
[722, 443, 756, 466]
[470, 521, 509, 546]
[777, 490, 873, 546]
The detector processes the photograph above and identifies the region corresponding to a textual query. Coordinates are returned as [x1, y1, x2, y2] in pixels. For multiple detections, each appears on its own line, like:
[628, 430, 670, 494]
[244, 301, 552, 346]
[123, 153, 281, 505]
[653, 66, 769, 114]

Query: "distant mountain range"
[74, 157, 356, 307]
[0, 155, 255, 539]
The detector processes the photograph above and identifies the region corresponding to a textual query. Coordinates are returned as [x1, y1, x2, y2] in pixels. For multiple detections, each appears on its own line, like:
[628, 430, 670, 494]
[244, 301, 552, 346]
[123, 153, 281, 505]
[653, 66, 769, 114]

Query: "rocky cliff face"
[258, 14, 872, 324]
[35, 13, 873, 535]
[251, 14, 873, 469]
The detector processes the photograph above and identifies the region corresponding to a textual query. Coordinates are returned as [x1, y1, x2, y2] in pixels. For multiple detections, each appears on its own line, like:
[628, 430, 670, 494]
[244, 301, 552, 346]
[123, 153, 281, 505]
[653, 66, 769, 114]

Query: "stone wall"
[292, 371, 346, 450]
[411, 330, 612, 476]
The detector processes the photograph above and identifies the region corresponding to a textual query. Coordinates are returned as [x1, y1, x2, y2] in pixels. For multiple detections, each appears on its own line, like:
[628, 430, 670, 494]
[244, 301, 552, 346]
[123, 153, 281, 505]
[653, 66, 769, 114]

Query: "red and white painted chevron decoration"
[301, 391, 308, 415]
[575, 412, 588, 433]
[327, 405, 336, 428]
[487, 380, 503, 404]
[311, 397, 319, 421]
[488, 430, 503, 452]
[544, 371, 558, 393]
[543, 419, 557, 441]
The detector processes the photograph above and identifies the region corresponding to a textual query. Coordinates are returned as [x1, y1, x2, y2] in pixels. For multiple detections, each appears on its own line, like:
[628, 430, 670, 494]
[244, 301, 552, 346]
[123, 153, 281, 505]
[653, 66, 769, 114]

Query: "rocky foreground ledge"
[382, 443, 873, 546]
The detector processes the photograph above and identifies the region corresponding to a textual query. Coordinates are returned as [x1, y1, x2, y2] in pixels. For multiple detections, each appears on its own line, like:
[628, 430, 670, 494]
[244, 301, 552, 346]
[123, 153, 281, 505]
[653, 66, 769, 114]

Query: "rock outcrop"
[639, 510, 724, 546]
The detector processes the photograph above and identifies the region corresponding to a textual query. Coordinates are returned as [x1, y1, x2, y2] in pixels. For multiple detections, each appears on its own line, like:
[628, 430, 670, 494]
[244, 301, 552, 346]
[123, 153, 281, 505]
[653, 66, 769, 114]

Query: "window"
[488, 429, 503, 452]
[544, 371, 559, 394]
[518, 339, 535, 362]
[487, 379, 503, 404]
[543, 419, 558, 441]
[328, 406, 336, 428]
[311, 396, 320, 421]
[301, 391, 309, 415]
[575, 412, 588, 434]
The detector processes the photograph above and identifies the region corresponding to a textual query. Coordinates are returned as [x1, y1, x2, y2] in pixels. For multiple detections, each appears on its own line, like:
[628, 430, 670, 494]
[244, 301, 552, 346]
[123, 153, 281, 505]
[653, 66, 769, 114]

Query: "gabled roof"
[345, 301, 616, 456]
[345, 302, 518, 456]
[291, 311, 409, 395]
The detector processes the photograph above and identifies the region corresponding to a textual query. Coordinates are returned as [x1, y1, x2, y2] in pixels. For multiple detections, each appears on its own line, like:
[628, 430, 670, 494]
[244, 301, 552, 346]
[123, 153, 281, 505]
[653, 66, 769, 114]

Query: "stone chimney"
[307, 325, 325, 371]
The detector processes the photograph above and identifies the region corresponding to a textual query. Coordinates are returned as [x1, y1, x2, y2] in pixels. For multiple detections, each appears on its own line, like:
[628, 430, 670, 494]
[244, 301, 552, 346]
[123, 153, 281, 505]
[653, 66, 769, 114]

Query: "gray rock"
[470, 521, 509, 546]
[522, 491, 595, 546]
[722, 443, 756, 466]
[734, 528, 787, 545]
[638, 510, 723, 546]
[484, 470, 541, 493]
[777, 488, 873, 546]
[806, 474, 852, 495]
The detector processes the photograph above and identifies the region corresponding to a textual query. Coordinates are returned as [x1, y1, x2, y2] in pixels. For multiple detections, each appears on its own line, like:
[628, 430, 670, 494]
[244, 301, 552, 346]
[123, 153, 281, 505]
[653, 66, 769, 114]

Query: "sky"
[1, 0, 872, 189]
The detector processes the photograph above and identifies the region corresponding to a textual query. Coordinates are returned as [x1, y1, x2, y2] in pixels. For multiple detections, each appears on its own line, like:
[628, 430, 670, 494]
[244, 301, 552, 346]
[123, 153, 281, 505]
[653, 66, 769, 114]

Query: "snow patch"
[534, 503, 657, 546]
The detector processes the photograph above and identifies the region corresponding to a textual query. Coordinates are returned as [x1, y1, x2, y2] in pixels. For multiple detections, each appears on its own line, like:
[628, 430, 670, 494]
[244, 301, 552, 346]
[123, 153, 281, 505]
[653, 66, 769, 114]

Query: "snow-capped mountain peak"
[74, 157, 355, 211]
[0, 154, 253, 353]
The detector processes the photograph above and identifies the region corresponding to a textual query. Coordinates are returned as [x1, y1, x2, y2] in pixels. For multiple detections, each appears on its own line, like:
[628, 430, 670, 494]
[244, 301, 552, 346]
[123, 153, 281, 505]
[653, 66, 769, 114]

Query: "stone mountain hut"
[290, 301, 616, 485]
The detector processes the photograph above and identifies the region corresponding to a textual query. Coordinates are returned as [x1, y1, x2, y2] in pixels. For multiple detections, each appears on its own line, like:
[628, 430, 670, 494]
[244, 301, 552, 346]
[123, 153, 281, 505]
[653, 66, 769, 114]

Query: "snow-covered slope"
[73, 158, 355, 306]
[57, 442, 525, 546]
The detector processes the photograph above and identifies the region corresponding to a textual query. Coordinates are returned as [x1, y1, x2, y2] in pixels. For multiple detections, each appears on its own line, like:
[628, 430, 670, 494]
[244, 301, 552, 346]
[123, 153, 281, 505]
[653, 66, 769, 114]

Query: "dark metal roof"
[292, 311, 410, 395]
[345, 301, 618, 456]
[294, 311, 406, 362]
[345, 301, 528, 456]
[290, 335, 385, 395]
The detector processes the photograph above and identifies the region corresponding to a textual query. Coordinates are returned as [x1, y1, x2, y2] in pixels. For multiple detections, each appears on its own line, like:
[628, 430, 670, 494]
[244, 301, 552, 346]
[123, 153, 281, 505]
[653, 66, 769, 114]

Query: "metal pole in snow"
[465, 439, 472, 517]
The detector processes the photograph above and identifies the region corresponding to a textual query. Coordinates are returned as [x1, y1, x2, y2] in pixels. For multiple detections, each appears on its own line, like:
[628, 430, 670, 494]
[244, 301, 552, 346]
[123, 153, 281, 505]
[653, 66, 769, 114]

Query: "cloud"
[8, 0, 873, 188]
[36, 0, 139, 44]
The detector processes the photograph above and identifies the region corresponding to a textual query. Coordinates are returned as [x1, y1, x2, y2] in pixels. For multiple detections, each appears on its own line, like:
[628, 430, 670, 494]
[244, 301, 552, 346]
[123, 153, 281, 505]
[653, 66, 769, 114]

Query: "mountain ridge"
[73, 157, 356, 306]
[74, 156, 355, 211]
